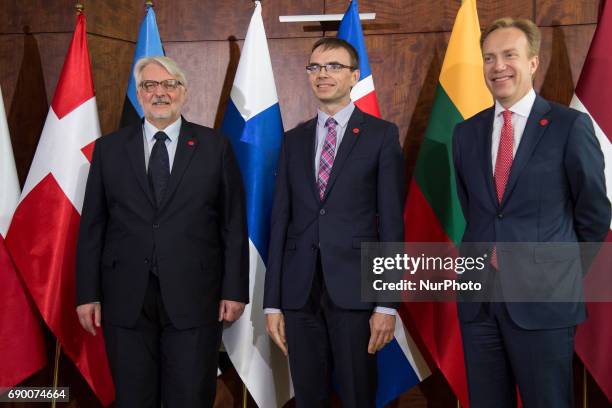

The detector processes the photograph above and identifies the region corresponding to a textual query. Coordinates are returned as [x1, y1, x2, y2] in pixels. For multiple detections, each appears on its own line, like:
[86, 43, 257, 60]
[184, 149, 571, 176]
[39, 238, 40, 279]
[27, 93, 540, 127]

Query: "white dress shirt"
[491, 89, 536, 173]
[143, 117, 181, 172]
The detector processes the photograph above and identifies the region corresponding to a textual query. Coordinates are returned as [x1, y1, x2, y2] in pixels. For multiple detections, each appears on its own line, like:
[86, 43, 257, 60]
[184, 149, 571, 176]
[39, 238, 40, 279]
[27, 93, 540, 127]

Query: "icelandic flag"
[119, 3, 164, 126]
[220, 2, 292, 407]
[337, 0, 381, 118]
[338, 1, 431, 406]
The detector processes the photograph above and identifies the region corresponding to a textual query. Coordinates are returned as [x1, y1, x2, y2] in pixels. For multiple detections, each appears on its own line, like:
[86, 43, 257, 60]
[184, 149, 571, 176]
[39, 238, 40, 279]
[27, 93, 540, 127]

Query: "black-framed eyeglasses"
[305, 63, 356, 74]
[139, 79, 183, 92]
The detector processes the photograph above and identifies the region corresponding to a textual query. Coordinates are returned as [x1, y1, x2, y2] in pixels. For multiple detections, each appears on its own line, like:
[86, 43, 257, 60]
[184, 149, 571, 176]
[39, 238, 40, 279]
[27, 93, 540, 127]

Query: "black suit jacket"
[264, 107, 405, 311]
[452, 95, 611, 329]
[76, 119, 249, 329]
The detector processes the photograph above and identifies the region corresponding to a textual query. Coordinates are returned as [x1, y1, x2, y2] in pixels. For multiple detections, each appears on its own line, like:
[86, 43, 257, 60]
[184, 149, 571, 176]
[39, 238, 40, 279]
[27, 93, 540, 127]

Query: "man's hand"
[266, 312, 288, 356]
[76, 303, 101, 336]
[218, 300, 246, 322]
[368, 312, 395, 354]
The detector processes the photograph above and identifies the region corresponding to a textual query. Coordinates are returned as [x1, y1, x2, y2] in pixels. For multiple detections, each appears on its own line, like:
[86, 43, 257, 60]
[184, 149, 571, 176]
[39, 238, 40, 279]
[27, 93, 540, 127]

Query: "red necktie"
[491, 110, 513, 269]
[317, 117, 337, 200]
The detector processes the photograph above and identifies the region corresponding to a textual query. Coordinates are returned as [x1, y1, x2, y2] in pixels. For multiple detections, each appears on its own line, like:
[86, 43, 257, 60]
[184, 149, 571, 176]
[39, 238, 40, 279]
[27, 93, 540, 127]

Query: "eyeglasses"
[305, 63, 356, 74]
[139, 79, 183, 92]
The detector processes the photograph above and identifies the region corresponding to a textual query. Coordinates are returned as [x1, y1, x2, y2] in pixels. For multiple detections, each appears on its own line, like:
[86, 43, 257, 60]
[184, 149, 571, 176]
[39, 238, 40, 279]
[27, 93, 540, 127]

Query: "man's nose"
[316, 68, 329, 79]
[493, 59, 506, 71]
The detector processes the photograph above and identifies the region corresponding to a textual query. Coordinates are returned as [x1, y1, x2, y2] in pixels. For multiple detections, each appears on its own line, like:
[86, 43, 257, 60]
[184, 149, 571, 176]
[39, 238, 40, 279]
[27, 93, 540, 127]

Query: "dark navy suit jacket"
[264, 108, 405, 311]
[76, 119, 249, 329]
[452, 95, 610, 329]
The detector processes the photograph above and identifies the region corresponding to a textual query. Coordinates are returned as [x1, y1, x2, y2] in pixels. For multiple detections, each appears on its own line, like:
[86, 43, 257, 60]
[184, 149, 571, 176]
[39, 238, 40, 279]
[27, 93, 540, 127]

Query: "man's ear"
[351, 68, 361, 86]
[529, 55, 539, 76]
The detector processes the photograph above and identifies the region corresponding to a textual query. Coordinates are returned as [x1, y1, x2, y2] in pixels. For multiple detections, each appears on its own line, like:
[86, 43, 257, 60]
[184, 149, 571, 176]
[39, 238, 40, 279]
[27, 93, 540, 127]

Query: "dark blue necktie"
[148, 131, 170, 207]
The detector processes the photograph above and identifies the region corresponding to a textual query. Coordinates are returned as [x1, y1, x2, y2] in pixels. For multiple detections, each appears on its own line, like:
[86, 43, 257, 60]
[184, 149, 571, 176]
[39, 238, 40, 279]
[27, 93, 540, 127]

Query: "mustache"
[152, 97, 170, 104]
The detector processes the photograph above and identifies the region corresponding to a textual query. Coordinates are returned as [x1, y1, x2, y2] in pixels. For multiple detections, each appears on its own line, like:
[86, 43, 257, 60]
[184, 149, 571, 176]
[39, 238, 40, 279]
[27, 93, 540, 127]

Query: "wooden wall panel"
[536, 0, 600, 26]
[88, 35, 135, 135]
[0, 33, 49, 184]
[536, 25, 596, 104]
[85, 0, 141, 42]
[0, 34, 24, 110]
[154, 0, 324, 41]
[0, 0, 74, 34]
[33, 33, 73, 107]
[385, 32, 450, 179]
[268, 38, 323, 129]
[324, 0, 453, 34]
[475, 0, 533, 27]
[324, 0, 533, 33]
[165, 40, 237, 128]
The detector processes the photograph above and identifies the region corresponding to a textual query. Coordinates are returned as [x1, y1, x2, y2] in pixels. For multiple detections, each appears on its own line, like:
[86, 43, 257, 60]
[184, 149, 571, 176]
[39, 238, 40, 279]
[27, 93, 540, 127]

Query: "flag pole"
[145, 0, 153, 6]
[242, 383, 248, 408]
[51, 340, 61, 408]
[583, 365, 587, 408]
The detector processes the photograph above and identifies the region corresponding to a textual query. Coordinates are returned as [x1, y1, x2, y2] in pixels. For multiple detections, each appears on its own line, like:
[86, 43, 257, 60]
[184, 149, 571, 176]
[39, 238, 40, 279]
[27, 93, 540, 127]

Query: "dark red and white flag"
[5, 13, 114, 405]
[570, 0, 612, 402]
[0, 85, 46, 389]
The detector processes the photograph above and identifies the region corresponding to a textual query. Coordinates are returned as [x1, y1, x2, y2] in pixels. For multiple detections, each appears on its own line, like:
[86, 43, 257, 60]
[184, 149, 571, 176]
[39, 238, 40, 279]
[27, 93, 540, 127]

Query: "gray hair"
[133, 56, 188, 88]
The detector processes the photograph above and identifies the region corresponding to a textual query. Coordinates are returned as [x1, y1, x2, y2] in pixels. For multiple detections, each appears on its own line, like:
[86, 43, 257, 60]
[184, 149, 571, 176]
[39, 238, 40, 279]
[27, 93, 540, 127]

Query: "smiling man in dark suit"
[452, 18, 610, 407]
[264, 37, 405, 407]
[75, 56, 249, 407]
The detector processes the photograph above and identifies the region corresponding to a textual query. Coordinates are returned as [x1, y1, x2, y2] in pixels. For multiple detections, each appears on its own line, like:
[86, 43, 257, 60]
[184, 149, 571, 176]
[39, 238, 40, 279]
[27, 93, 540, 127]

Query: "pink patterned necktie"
[491, 109, 513, 269]
[317, 117, 337, 200]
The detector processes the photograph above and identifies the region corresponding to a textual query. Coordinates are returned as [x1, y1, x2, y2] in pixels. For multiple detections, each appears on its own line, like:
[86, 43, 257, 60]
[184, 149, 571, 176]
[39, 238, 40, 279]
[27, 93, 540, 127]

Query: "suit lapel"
[322, 108, 364, 201]
[502, 96, 551, 205]
[159, 119, 198, 211]
[479, 108, 498, 208]
[124, 124, 156, 206]
[301, 117, 320, 202]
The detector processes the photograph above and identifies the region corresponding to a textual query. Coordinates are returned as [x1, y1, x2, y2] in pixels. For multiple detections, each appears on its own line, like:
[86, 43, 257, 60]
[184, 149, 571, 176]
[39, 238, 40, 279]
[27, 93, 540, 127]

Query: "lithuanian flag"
[399, 0, 492, 406]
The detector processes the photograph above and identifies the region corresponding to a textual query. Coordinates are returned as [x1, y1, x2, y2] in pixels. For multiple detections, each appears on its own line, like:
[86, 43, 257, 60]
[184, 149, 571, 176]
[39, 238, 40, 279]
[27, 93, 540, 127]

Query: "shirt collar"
[143, 117, 182, 142]
[317, 101, 355, 128]
[494, 88, 536, 119]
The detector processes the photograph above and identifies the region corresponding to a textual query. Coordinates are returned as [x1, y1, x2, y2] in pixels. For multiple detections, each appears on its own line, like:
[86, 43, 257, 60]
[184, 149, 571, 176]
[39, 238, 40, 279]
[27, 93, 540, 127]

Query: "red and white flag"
[570, 0, 612, 402]
[5, 13, 114, 405]
[0, 85, 46, 389]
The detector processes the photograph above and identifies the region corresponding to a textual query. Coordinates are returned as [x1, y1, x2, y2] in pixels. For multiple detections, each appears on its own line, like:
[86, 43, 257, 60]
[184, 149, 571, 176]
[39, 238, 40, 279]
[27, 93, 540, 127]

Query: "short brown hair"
[311, 37, 360, 69]
[481, 18, 541, 57]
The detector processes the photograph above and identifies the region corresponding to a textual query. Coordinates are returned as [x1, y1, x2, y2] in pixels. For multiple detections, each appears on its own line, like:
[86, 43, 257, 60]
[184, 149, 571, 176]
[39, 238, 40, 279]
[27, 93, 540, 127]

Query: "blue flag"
[120, 4, 164, 126]
[220, 2, 292, 407]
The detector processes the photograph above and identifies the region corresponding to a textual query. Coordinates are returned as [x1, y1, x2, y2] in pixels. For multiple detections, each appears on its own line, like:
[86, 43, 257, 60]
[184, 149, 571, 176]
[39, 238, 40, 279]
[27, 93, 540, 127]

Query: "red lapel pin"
[352, 128, 360, 134]
[539, 118, 549, 126]
[187, 139, 196, 147]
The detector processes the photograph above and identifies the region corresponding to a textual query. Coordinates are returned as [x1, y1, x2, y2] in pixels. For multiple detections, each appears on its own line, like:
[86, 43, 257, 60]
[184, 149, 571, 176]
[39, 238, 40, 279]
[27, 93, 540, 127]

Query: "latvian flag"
[5, 12, 115, 405]
[120, 2, 164, 127]
[220, 2, 292, 407]
[337, 1, 430, 406]
[570, 0, 612, 402]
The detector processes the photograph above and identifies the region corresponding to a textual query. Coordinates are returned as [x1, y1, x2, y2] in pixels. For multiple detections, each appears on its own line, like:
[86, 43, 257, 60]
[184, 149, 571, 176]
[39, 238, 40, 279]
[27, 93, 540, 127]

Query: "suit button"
[319, 209, 326, 215]
[311, 244, 318, 250]
[153, 223, 159, 229]
[144, 258, 149, 264]
[497, 213, 503, 219]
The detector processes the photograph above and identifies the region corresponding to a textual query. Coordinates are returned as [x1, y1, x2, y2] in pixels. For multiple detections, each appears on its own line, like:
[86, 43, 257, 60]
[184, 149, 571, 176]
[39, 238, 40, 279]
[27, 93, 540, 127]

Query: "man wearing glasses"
[76, 56, 248, 407]
[264, 38, 405, 407]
